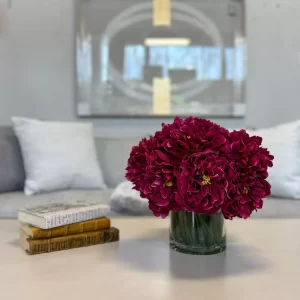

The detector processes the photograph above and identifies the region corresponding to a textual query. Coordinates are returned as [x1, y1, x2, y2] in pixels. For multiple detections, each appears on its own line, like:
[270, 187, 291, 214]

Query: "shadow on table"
[117, 228, 272, 280]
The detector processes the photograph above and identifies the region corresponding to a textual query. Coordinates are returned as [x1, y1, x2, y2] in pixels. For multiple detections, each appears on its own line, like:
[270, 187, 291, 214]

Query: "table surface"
[0, 217, 299, 300]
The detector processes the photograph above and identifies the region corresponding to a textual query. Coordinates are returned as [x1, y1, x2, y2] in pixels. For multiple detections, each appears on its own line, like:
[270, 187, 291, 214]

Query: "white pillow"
[246, 120, 300, 199]
[12, 117, 106, 195]
[110, 181, 151, 215]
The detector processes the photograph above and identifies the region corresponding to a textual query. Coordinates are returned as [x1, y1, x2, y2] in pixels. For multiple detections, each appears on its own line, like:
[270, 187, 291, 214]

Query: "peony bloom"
[157, 116, 230, 164]
[177, 151, 230, 215]
[126, 137, 178, 218]
[222, 176, 271, 219]
[222, 130, 274, 219]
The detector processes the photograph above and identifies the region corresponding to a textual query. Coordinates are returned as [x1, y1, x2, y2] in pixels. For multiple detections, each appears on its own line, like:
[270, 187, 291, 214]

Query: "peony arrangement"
[126, 117, 274, 220]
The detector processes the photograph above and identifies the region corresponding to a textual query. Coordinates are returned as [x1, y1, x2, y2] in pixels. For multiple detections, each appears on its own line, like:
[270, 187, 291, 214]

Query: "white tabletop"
[0, 217, 299, 300]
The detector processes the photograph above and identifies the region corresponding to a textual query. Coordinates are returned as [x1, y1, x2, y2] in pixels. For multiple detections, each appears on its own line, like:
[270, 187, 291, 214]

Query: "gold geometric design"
[153, 0, 171, 26]
[145, 37, 190, 46]
[153, 77, 171, 115]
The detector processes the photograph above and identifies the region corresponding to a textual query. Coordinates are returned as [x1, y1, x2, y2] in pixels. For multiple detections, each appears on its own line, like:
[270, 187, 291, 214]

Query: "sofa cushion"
[12, 117, 106, 195]
[0, 190, 299, 219]
[0, 189, 117, 218]
[0, 127, 25, 193]
[110, 181, 152, 216]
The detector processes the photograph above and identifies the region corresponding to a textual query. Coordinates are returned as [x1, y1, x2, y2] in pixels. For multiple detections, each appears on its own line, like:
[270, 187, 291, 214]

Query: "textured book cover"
[20, 227, 119, 255]
[18, 201, 110, 229]
[21, 217, 111, 239]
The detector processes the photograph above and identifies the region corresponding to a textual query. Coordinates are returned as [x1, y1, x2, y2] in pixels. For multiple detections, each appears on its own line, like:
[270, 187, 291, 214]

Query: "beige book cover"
[18, 201, 110, 229]
[21, 217, 111, 239]
[20, 227, 119, 255]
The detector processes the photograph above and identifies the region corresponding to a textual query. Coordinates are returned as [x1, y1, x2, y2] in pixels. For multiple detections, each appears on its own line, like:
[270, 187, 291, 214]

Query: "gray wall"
[0, 0, 75, 124]
[2, 0, 297, 134]
[245, 0, 300, 128]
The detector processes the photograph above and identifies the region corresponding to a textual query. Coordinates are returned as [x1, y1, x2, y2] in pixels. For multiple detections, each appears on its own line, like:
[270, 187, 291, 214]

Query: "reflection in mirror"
[76, 0, 246, 117]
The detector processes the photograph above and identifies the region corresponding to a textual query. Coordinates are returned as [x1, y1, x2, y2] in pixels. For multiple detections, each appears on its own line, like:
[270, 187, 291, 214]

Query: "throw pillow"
[0, 127, 25, 192]
[12, 117, 106, 195]
[246, 120, 300, 199]
[110, 181, 151, 215]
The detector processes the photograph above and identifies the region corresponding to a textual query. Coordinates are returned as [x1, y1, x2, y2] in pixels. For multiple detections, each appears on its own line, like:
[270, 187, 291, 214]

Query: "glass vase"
[169, 211, 226, 255]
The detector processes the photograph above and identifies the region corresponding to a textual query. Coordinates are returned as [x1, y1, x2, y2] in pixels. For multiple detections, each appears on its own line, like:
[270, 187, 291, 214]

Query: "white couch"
[0, 130, 299, 219]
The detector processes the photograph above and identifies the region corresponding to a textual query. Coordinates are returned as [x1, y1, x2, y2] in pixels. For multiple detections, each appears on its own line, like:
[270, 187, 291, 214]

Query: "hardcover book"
[18, 201, 110, 229]
[21, 217, 111, 239]
[20, 227, 119, 255]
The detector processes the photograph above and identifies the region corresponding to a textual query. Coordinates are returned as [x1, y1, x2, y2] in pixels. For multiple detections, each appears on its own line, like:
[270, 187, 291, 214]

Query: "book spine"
[26, 227, 119, 255]
[28, 218, 111, 239]
[45, 206, 109, 229]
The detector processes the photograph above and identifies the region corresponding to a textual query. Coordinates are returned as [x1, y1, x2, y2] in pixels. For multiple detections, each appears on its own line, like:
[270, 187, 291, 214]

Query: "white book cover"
[18, 201, 110, 229]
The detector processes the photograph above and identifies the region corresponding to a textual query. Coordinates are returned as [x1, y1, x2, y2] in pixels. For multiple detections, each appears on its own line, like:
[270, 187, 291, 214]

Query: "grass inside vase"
[170, 211, 226, 255]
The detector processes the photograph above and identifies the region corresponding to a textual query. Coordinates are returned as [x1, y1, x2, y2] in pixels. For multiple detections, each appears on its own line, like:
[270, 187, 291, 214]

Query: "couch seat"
[0, 190, 299, 219]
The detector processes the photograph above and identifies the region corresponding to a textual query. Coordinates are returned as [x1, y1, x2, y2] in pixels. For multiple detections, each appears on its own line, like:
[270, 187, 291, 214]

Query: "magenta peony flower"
[126, 136, 178, 218]
[177, 151, 230, 215]
[156, 116, 230, 164]
[222, 130, 274, 219]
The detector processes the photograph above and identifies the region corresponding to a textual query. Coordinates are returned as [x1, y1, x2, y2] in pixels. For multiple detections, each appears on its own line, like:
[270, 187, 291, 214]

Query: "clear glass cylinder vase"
[169, 211, 226, 255]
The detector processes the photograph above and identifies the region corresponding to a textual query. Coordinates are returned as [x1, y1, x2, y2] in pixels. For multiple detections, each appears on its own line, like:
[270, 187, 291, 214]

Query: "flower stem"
[170, 211, 226, 255]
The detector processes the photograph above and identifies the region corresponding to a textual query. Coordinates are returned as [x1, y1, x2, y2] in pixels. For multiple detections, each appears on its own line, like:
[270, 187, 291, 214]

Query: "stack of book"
[18, 201, 119, 255]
